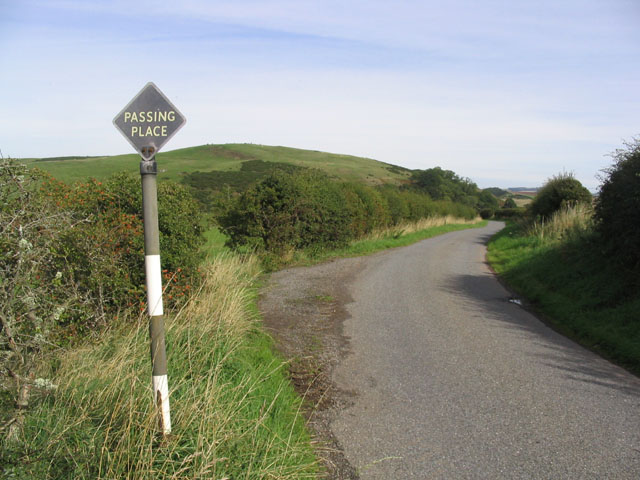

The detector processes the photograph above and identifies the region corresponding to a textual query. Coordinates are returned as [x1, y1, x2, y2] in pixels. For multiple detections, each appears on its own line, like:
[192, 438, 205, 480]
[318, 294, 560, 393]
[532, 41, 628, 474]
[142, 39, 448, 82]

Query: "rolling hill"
[23, 143, 413, 186]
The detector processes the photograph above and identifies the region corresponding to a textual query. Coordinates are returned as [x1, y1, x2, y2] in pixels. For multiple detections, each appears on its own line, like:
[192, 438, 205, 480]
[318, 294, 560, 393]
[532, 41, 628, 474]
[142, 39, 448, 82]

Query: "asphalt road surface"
[330, 221, 640, 479]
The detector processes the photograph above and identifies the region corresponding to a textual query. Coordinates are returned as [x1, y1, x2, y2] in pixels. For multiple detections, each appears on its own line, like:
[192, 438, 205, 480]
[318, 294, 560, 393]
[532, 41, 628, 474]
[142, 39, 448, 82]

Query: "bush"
[530, 172, 592, 219]
[479, 208, 494, 220]
[402, 190, 435, 221]
[502, 197, 518, 209]
[494, 207, 524, 219]
[477, 190, 499, 218]
[595, 138, 640, 270]
[220, 170, 352, 253]
[41, 173, 204, 326]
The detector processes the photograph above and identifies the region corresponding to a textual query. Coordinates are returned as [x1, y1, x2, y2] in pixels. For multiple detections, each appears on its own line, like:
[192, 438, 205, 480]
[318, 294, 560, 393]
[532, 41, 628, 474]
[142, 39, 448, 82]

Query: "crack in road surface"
[259, 221, 640, 479]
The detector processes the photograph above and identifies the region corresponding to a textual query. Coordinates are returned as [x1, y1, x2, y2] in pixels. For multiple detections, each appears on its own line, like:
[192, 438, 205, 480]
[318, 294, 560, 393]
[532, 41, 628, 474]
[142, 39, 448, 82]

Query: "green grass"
[488, 222, 640, 375]
[201, 226, 229, 257]
[334, 221, 487, 258]
[2, 256, 318, 479]
[22, 144, 412, 185]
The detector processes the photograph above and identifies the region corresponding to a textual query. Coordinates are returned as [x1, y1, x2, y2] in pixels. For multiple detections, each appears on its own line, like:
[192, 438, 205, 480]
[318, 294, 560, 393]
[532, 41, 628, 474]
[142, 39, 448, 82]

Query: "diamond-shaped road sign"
[113, 82, 186, 161]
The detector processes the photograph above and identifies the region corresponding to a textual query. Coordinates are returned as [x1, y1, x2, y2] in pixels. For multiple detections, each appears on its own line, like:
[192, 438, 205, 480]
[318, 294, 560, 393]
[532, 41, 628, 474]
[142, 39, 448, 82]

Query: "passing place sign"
[113, 82, 186, 161]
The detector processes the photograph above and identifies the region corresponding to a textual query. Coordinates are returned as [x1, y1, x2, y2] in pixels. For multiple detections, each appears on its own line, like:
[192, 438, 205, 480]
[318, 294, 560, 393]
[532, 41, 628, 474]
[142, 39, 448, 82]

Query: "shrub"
[402, 190, 436, 221]
[296, 172, 353, 250]
[479, 208, 494, 220]
[495, 207, 524, 219]
[477, 190, 499, 218]
[502, 197, 518, 209]
[220, 170, 352, 253]
[41, 172, 205, 326]
[530, 172, 592, 219]
[595, 138, 640, 270]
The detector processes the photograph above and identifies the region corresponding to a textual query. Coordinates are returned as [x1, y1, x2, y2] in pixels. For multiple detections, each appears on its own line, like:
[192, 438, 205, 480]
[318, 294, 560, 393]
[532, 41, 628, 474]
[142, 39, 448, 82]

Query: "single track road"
[260, 221, 640, 479]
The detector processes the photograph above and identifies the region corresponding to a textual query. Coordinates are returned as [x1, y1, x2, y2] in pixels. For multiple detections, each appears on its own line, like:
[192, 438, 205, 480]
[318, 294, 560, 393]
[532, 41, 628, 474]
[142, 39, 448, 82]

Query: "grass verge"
[287, 217, 487, 267]
[1, 254, 318, 479]
[487, 220, 640, 376]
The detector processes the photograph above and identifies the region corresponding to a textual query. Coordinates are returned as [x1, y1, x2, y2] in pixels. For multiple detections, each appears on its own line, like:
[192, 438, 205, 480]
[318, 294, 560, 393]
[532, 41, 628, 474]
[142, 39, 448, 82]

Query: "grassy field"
[2, 255, 319, 479]
[22, 144, 412, 186]
[487, 210, 640, 376]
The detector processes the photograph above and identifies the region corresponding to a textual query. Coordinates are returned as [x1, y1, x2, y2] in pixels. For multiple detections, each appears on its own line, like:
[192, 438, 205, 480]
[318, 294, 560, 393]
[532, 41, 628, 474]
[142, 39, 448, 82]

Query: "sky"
[1, 0, 639, 190]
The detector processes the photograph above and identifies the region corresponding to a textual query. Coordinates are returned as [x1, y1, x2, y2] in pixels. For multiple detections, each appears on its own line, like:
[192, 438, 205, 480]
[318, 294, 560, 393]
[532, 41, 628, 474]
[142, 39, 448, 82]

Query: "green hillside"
[23, 143, 412, 185]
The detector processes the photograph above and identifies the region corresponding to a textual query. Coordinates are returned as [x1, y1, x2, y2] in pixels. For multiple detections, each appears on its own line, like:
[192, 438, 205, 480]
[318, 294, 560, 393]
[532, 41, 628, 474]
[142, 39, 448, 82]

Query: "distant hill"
[508, 187, 539, 194]
[483, 187, 510, 198]
[22, 144, 413, 186]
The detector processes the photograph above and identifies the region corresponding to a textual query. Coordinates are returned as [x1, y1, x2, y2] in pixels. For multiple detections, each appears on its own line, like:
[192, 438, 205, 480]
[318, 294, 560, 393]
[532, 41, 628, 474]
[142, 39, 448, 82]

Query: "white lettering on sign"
[123, 111, 177, 123]
[131, 125, 169, 137]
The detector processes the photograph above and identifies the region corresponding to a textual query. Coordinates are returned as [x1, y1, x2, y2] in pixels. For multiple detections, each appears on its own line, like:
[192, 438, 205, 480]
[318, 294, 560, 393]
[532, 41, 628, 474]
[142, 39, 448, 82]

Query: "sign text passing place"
[113, 82, 186, 160]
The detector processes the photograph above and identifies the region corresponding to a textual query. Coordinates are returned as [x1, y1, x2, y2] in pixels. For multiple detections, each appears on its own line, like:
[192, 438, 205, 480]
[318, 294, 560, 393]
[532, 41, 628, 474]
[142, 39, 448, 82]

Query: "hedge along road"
[327, 221, 640, 478]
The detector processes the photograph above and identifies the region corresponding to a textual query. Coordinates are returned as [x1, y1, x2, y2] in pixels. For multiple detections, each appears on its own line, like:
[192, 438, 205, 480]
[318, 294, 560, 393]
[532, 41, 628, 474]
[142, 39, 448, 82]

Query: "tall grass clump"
[527, 203, 593, 244]
[2, 254, 318, 479]
[365, 215, 480, 241]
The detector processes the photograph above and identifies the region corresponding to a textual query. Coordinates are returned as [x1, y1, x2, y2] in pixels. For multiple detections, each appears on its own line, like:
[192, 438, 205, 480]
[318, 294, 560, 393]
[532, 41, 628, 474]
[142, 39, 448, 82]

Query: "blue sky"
[1, 0, 639, 189]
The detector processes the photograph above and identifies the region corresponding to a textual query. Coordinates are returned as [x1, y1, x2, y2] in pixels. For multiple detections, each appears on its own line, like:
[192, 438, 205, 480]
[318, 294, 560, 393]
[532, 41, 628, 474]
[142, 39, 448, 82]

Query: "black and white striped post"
[140, 148, 171, 434]
[113, 82, 186, 435]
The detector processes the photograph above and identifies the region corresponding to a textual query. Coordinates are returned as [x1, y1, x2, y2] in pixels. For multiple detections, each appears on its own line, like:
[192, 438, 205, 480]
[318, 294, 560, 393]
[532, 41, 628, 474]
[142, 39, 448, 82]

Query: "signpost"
[113, 82, 186, 160]
[113, 82, 186, 434]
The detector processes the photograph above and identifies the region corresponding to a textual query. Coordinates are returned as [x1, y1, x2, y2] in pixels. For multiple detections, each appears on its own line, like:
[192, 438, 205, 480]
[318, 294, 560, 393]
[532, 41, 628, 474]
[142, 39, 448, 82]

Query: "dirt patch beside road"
[258, 256, 370, 479]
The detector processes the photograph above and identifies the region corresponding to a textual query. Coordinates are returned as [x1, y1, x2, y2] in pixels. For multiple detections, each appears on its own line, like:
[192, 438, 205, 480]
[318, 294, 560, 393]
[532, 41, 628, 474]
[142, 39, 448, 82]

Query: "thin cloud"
[1, 0, 638, 189]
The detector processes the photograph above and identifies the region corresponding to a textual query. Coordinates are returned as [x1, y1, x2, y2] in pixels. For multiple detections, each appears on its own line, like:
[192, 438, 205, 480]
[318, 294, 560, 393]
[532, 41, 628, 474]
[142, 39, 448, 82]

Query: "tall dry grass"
[365, 215, 481, 241]
[5, 254, 317, 479]
[528, 203, 593, 243]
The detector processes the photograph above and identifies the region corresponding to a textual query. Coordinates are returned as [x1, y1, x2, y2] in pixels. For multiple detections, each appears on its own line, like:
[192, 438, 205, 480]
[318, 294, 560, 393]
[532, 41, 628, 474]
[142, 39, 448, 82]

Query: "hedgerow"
[219, 169, 477, 254]
[595, 138, 640, 271]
